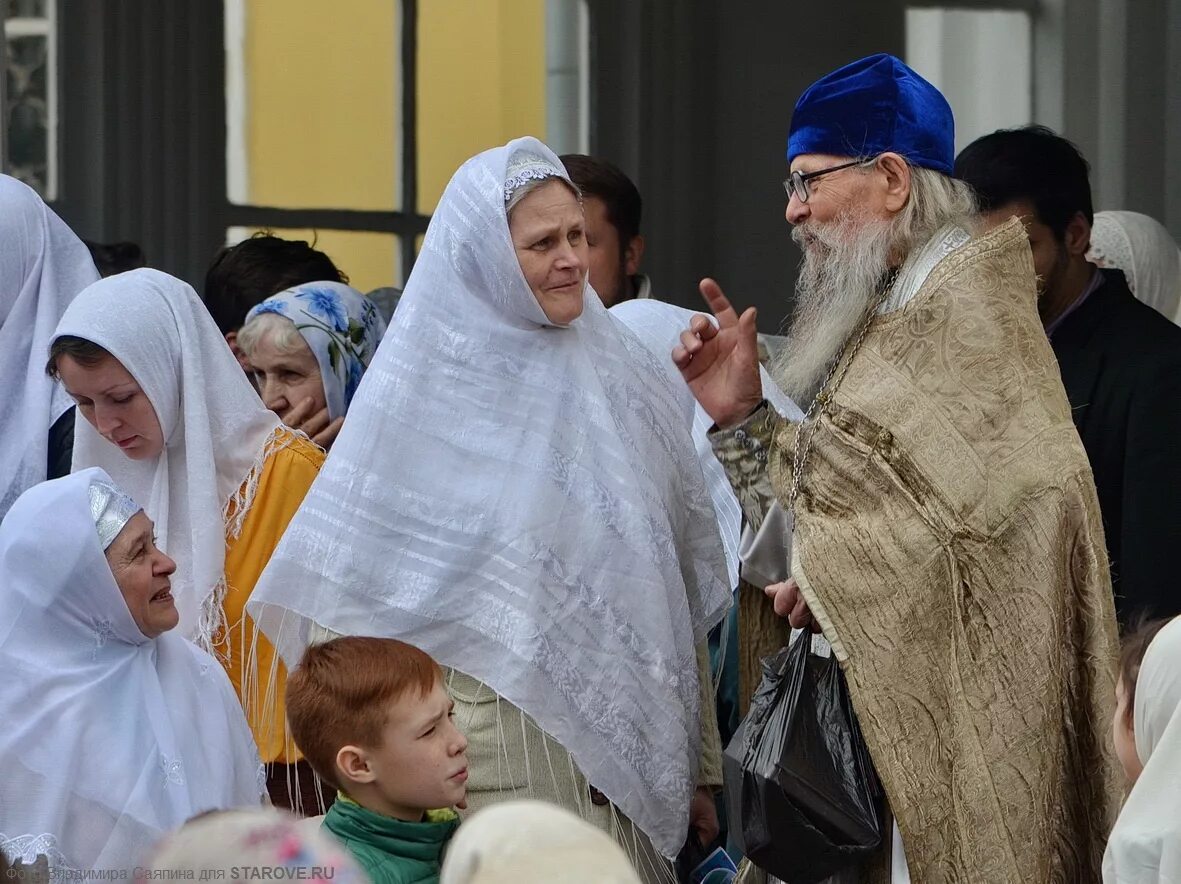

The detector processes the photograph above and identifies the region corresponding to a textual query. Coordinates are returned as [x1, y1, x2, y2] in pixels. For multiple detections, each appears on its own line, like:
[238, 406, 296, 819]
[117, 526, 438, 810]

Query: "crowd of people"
[2, 51, 1180, 884]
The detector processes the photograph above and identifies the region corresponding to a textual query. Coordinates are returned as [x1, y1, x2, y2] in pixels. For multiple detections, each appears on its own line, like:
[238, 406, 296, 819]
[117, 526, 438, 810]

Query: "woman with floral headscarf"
[237, 282, 386, 451]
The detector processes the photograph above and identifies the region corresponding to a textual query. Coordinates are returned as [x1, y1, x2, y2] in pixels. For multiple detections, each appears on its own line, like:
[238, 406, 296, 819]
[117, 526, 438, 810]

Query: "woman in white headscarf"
[1088, 211, 1181, 324]
[0, 174, 100, 518]
[247, 137, 732, 881]
[47, 269, 325, 810]
[1104, 615, 1181, 883]
[0, 468, 264, 875]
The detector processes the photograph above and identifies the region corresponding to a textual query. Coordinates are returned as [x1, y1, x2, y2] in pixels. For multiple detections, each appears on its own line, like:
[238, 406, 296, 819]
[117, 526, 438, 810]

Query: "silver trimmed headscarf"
[87, 474, 141, 551]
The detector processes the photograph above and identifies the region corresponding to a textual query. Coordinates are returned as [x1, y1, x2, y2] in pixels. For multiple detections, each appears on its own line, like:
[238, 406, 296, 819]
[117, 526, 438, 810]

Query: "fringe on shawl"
[193, 428, 303, 657]
[244, 589, 332, 816]
[203, 427, 323, 813]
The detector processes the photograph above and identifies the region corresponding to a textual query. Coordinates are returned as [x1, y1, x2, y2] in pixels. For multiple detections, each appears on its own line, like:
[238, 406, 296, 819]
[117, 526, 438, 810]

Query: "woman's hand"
[671, 278, 763, 429]
[764, 578, 822, 633]
[276, 396, 344, 450]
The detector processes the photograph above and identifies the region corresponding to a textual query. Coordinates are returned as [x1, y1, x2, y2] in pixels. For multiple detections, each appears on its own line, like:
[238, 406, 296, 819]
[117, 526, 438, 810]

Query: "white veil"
[1103, 616, 1181, 883]
[0, 174, 99, 518]
[55, 269, 284, 647]
[1088, 211, 1181, 323]
[610, 298, 804, 587]
[0, 469, 264, 874]
[247, 136, 732, 857]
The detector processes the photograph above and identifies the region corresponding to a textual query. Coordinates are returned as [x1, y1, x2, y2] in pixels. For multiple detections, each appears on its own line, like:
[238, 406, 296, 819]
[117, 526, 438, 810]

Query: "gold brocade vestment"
[719, 219, 1121, 883]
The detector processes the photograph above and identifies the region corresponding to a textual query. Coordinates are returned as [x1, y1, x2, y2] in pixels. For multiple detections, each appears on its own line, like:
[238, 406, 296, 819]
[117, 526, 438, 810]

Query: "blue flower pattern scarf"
[247, 282, 386, 420]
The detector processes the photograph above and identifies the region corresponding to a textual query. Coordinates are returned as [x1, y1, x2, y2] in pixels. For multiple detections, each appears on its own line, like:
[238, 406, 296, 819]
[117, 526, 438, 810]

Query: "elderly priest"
[675, 54, 1121, 884]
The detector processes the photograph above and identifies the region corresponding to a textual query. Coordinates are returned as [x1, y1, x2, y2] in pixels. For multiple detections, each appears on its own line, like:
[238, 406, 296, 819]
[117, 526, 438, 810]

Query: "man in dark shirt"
[957, 125, 1181, 623]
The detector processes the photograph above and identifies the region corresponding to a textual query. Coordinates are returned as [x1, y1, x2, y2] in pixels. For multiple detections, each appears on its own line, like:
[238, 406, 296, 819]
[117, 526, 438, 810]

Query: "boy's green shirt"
[323, 794, 460, 884]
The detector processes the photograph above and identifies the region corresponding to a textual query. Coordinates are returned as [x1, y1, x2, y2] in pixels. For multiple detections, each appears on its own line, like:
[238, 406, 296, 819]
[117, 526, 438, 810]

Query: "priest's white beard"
[774, 211, 897, 403]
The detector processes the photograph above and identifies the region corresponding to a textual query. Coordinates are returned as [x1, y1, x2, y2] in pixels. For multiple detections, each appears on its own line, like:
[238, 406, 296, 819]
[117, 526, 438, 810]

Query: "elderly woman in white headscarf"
[236, 282, 386, 450]
[1088, 211, 1181, 324]
[0, 174, 99, 518]
[0, 469, 263, 875]
[1104, 615, 1181, 882]
[47, 269, 326, 811]
[246, 137, 732, 882]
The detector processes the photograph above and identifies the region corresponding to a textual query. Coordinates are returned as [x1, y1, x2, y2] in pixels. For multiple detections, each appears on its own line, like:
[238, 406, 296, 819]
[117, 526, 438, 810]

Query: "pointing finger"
[699, 278, 739, 328]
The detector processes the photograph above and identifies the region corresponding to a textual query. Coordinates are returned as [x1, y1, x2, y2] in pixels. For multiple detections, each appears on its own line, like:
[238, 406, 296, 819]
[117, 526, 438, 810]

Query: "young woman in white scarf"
[246, 138, 733, 882]
[0, 468, 264, 875]
[1105, 615, 1181, 883]
[0, 174, 100, 518]
[47, 269, 326, 812]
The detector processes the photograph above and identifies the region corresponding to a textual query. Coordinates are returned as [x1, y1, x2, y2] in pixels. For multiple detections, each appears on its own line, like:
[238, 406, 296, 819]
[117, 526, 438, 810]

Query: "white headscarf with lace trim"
[1088, 211, 1181, 324]
[247, 136, 731, 857]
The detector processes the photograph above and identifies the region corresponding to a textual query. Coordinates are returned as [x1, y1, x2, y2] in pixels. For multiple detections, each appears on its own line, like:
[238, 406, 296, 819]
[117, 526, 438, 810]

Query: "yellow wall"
[238, 0, 546, 286]
[417, 0, 546, 213]
[243, 0, 398, 211]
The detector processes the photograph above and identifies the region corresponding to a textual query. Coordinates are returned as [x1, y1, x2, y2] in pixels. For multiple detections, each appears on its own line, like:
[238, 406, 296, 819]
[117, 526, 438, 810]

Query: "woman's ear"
[335, 745, 375, 786]
[878, 152, 912, 214]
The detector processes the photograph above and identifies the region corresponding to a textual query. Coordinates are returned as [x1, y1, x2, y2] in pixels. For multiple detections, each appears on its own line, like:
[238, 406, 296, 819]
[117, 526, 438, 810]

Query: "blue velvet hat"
[787, 53, 955, 174]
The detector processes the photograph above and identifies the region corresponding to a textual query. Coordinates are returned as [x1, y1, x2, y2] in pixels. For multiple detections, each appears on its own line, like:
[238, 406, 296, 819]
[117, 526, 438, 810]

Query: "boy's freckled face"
[349, 680, 469, 821]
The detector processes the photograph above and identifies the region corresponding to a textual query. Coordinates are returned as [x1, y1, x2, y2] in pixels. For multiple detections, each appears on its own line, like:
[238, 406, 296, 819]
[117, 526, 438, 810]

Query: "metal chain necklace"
[787, 270, 899, 515]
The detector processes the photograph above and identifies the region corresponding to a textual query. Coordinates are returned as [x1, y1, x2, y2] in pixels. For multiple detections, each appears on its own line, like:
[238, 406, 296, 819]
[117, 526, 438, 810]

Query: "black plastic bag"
[723, 629, 882, 884]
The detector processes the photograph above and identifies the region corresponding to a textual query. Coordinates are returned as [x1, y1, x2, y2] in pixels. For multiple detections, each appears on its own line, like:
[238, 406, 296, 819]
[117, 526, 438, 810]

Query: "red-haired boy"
[287, 637, 468, 884]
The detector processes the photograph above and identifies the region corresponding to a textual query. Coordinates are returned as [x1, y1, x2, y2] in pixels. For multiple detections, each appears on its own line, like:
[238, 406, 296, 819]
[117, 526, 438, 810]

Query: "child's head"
[286, 637, 468, 821]
[1114, 617, 1173, 783]
[140, 808, 365, 883]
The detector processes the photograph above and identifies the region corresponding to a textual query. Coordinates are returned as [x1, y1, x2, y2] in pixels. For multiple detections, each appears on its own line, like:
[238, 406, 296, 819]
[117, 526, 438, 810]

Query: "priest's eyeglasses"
[783, 158, 872, 203]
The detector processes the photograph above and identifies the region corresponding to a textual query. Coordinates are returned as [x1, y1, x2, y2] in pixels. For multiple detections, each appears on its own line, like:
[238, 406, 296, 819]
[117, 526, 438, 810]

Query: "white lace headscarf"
[247, 136, 732, 857]
[1088, 211, 1181, 324]
[0, 469, 264, 875]
[1103, 616, 1181, 883]
[0, 174, 100, 518]
[55, 269, 284, 647]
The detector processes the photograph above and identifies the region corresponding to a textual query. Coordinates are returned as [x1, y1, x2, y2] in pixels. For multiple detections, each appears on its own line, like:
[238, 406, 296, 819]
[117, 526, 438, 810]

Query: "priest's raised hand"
[672, 278, 763, 428]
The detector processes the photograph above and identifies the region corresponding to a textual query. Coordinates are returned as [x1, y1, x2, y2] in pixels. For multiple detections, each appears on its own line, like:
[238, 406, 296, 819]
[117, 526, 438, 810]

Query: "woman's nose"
[260, 380, 286, 412]
[157, 553, 177, 576]
[555, 241, 584, 271]
[94, 404, 121, 435]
